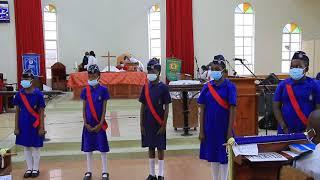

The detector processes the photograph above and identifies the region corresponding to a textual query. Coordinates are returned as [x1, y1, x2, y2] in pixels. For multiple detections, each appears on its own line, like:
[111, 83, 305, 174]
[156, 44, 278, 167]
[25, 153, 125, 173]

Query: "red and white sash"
[86, 86, 108, 131]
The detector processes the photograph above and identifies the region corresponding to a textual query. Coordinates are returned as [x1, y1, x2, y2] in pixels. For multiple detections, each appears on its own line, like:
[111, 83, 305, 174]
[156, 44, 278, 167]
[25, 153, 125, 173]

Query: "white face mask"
[147, 74, 158, 81]
[88, 79, 99, 86]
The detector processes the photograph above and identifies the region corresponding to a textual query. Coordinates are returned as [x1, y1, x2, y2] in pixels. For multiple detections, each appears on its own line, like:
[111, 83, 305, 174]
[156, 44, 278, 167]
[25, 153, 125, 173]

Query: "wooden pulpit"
[51, 62, 67, 91]
[230, 78, 258, 136]
[227, 134, 311, 180]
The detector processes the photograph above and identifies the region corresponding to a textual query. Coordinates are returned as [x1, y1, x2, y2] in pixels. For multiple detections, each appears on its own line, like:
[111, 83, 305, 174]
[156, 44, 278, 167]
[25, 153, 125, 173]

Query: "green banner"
[166, 58, 182, 81]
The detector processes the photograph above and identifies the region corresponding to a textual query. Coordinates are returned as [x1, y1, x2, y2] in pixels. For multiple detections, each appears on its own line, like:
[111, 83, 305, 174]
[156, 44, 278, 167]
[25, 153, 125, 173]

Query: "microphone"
[233, 58, 245, 62]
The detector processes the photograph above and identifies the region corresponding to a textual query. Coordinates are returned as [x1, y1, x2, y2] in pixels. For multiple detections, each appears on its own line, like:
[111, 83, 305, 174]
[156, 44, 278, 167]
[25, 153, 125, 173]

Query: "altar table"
[67, 72, 146, 99]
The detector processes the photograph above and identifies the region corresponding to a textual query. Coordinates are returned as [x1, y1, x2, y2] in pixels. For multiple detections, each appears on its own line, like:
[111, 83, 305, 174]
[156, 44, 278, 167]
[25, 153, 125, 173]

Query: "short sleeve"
[102, 87, 110, 101]
[12, 92, 21, 107]
[198, 84, 208, 105]
[228, 83, 237, 106]
[38, 91, 46, 108]
[312, 80, 320, 104]
[80, 88, 86, 100]
[274, 81, 285, 102]
[139, 86, 146, 104]
[162, 85, 172, 105]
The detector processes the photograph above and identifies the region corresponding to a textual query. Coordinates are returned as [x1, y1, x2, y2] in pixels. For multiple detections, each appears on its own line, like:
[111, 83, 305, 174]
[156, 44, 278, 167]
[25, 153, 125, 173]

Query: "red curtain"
[166, 0, 194, 76]
[14, 0, 46, 84]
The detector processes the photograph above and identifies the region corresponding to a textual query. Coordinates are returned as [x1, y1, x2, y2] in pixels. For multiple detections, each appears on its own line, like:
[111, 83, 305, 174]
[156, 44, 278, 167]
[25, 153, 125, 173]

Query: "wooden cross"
[101, 51, 116, 72]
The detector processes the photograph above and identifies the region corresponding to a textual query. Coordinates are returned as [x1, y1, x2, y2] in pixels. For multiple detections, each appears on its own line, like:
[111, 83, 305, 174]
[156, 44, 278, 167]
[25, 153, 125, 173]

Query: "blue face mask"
[210, 71, 223, 81]
[21, 80, 32, 88]
[289, 68, 305, 80]
[88, 79, 99, 86]
[147, 74, 158, 81]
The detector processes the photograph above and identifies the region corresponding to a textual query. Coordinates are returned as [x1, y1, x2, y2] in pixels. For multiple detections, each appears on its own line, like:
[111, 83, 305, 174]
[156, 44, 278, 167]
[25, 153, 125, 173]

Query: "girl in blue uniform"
[198, 55, 237, 180]
[273, 51, 320, 134]
[13, 70, 46, 178]
[139, 59, 171, 180]
[81, 65, 110, 180]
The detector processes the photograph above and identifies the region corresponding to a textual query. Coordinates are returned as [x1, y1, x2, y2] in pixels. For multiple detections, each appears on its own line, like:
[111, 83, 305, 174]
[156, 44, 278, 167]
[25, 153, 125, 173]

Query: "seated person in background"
[200, 65, 209, 80]
[124, 56, 144, 72]
[116, 61, 128, 71]
[81, 52, 89, 71]
[85, 51, 98, 69]
[294, 110, 320, 179]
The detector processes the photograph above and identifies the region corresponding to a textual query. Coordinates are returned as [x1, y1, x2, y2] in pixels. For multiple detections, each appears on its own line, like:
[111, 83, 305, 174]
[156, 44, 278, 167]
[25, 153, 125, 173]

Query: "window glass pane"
[282, 61, 290, 73]
[150, 30, 160, 39]
[291, 43, 300, 52]
[243, 14, 253, 25]
[291, 34, 301, 43]
[243, 65, 253, 75]
[45, 31, 56, 40]
[282, 43, 290, 51]
[150, 12, 160, 21]
[46, 59, 57, 68]
[151, 47, 161, 57]
[235, 47, 244, 56]
[243, 56, 252, 64]
[46, 69, 52, 79]
[151, 39, 160, 48]
[150, 20, 160, 29]
[282, 51, 290, 60]
[243, 26, 253, 36]
[234, 14, 243, 25]
[45, 41, 57, 50]
[44, 12, 56, 21]
[235, 26, 244, 36]
[244, 47, 252, 55]
[44, 21, 56, 31]
[282, 34, 290, 42]
[235, 38, 243, 47]
[45, 50, 58, 60]
[243, 38, 252, 46]
[235, 65, 244, 75]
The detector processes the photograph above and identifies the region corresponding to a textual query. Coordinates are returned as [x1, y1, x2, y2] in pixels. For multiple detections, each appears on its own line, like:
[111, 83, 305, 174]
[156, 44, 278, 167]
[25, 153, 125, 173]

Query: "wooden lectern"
[168, 77, 258, 136]
[227, 134, 312, 180]
[229, 78, 258, 136]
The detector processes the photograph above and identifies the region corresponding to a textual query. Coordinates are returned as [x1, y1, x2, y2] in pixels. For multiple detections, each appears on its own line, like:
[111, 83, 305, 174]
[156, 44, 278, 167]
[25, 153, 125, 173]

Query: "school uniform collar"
[21, 88, 38, 95]
[149, 81, 161, 87]
[287, 76, 311, 85]
[89, 84, 101, 90]
[209, 79, 228, 88]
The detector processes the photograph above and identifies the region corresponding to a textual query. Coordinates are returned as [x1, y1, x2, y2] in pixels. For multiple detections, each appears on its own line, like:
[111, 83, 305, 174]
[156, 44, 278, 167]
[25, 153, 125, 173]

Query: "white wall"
[193, 0, 320, 76]
[0, 0, 16, 83]
[45, 0, 160, 73]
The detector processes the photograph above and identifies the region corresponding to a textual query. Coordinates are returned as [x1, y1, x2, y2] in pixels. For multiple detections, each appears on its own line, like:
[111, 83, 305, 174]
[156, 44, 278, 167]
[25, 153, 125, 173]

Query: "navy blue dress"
[198, 80, 237, 164]
[274, 77, 320, 134]
[139, 82, 172, 150]
[13, 88, 46, 147]
[80, 84, 110, 152]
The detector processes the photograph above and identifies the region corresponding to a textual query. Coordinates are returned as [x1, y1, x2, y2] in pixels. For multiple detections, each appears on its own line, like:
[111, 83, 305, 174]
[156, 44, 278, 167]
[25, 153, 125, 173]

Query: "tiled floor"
[0, 93, 199, 148]
[12, 155, 211, 180]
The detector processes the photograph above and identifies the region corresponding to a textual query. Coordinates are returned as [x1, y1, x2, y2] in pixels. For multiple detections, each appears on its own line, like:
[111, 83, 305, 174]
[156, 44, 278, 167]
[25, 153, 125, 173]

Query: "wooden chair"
[51, 62, 67, 91]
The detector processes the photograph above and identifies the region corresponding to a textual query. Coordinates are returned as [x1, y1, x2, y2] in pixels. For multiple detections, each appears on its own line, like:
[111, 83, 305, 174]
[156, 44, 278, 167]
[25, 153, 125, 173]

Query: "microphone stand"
[194, 57, 201, 80]
[238, 59, 273, 135]
[225, 59, 238, 77]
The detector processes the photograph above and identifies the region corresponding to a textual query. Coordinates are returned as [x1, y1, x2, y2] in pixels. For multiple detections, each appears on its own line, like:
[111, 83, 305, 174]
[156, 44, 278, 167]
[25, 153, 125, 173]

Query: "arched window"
[281, 23, 302, 73]
[148, 5, 161, 60]
[44, 4, 57, 79]
[234, 3, 255, 75]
